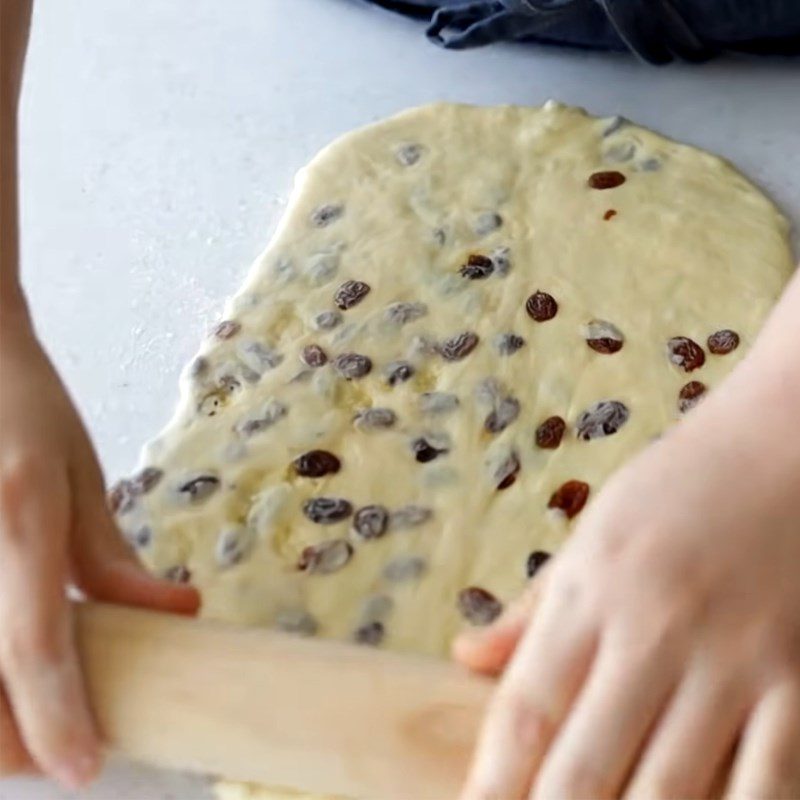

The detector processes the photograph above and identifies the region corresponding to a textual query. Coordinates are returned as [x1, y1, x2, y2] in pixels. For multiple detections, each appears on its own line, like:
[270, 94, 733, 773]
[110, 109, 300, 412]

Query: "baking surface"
[8, 0, 798, 798]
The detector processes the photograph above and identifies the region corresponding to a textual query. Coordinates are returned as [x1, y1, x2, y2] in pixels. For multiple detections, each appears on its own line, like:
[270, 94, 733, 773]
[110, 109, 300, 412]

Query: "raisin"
[189, 356, 209, 378]
[234, 399, 288, 438]
[164, 565, 192, 584]
[576, 400, 630, 440]
[584, 320, 624, 354]
[525, 291, 558, 322]
[707, 329, 740, 355]
[353, 407, 397, 430]
[213, 320, 241, 340]
[310, 204, 343, 227]
[667, 337, 706, 372]
[313, 310, 342, 330]
[127, 525, 152, 549]
[491, 247, 512, 276]
[383, 555, 427, 583]
[384, 301, 428, 326]
[360, 594, 394, 622]
[333, 352, 372, 380]
[459, 254, 494, 279]
[389, 505, 433, 529]
[457, 587, 503, 626]
[177, 474, 220, 503]
[494, 333, 525, 355]
[239, 340, 283, 373]
[526, 550, 551, 578]
[215, 527, 252, 569]
[411, 437, 448, 463]
[535, 416, 567, 449]
[334, 280, 371, 311]
[474, 212, 503, 236]
[354, 621, 385, 646]
[474, 377, 504, 407]
[588, 170, 626, 189]
[300, 344, 327, 368]
[484, 397, 521, 434]
[548, 480, 590, 518]
[302, 497, 353, 524]
[385, 360, 415, 386]
[298, 539, 353, 574]
[495, 451, 521, 490]
[438, 331, 479, 361]
[352, 505, 390, 540]
[419, 392, 460, 415]
[293, 450, 341, 478]
[107, 479, 136, 515]
[275, 609, 318, 637]
[396, 143, 423, 166]
[678, 381, 707, 414]
[603, 209, 618, 221]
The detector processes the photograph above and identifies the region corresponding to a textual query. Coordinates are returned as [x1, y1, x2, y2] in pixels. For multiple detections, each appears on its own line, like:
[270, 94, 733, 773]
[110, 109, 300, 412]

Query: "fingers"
[0, 462, 102, 788]
[70, 477, 200, 616]
[727, 679, 800, 800]
[453, 577, 545, 676]
[0, 681, 36, 777]
[625, 660, 748, 799]
[460, 585, 597, 800]
[533, 630, 680, 800]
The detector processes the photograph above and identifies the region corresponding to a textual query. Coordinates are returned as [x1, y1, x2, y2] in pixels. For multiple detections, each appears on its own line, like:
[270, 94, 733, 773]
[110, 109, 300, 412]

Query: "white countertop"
[6, 0, 798, 798]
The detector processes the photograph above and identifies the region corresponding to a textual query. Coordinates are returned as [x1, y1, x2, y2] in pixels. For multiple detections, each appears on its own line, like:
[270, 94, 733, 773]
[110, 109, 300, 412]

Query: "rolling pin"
[75, 603, 493, 799]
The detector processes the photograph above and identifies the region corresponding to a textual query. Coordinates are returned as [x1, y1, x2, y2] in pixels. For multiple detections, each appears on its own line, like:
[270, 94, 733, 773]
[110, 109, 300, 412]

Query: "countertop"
[6, 0, 798, 798]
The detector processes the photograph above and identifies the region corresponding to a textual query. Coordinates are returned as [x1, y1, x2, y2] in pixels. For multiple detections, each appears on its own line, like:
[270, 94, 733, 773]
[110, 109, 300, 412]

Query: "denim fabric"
[358, 0, 800, 63]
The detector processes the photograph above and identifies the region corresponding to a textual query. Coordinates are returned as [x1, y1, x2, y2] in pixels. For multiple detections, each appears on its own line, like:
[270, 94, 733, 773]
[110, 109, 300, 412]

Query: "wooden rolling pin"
[75, 603, 493, 799]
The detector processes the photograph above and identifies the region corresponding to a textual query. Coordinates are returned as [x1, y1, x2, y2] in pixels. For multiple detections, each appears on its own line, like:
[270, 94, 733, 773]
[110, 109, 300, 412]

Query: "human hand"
[456, 362, 800, 799]
[0, 319, 200, 789]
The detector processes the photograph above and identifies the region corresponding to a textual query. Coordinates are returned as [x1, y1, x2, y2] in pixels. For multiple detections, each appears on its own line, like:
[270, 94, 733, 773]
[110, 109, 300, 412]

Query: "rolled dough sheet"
[110, 102, 794, 800]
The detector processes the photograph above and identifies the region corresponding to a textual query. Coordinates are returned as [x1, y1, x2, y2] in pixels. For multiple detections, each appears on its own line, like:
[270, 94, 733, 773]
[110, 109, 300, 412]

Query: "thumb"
[71, 501, 200, 616]
[452, 575, 546, 676]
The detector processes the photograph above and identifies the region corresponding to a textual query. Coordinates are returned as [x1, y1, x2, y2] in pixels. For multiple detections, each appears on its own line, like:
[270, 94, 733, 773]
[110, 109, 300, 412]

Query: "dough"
[110, 103, 794, 799]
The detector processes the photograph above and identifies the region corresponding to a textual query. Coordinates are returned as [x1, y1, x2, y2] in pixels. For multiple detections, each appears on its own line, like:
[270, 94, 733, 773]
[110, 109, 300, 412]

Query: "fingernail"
[53, 752, 101, 790]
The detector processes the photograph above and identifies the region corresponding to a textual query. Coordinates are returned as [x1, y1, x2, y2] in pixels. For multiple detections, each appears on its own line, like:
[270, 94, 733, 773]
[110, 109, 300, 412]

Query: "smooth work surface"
[7, 0, 799, 798]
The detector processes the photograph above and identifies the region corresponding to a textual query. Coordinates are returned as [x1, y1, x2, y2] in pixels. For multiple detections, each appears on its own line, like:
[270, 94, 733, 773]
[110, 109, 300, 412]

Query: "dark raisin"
[474, 212, 503, 236]
[314, 310, 342, 330]
[396, 143, 423, 166]
[419, 392, 460, 415]
[310, 204, 343, 227]
[354, 621, 385, 646]
[353, 408, 397, 430]
[667, 337, 706, 372]
[438, 331, 479, 361]
[389, 505, 433, 529]
[107, 479, 136, 515]
[584, 320, 624, 354]
[576, 400, 630, 440]
[588, 171, 626, 189]
[164, 565, 192, 584]
[383, 556, 427, 583]
[301, 344, 328, 367]
[495, 451, 521, 490]
[333, 352, 372, 380]
[301, 497, 353, 524]
[707, 329, 740, 355]
[411, 437, 448, 463]
[603, 209, 618, 220]
[131, 467, 163, 495]
[457, 587, 503, 626]
[525, 291, 558, 322]
[678, 381, 707, 414]
[384, 301, 428, 326]
[128, 526, 152, 549]
[494, 333, 525, 355]
[352, 505, 389, 540]
[293, 450, 341, 478]
[459, 254, 494, 279]
[334, 280, 371, 311]
[213, 320, 241, 340]
[385, 360, 415, 386]
[189, 356, 209, 378]
[298, 539, 353, 574]
[484, 397, 521, 434]
[526, 550, 551, 578]
[548, 480, 590, 518]
[535, 416, 567, 449]
[177, 475, 220, 503]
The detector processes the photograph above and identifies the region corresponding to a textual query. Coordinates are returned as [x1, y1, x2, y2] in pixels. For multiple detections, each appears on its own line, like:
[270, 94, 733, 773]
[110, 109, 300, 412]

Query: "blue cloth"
[359, 0, 800, 63]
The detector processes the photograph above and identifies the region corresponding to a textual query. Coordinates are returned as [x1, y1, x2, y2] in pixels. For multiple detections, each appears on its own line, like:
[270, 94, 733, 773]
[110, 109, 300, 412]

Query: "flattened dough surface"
[111, 103, 794, 799]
